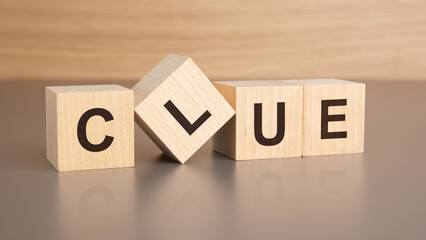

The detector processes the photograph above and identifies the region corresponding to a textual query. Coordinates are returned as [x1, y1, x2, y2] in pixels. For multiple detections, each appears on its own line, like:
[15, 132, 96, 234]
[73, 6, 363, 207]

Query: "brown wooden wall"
[1, 0, 426, 81]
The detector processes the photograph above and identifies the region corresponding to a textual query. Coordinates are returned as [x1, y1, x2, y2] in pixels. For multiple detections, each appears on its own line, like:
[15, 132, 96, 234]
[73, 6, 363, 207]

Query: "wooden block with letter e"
[132, 55, 235, 163]
[46, 85, 134, 171]
[212, 80, 303, 160]
[297, 79, 365, 156]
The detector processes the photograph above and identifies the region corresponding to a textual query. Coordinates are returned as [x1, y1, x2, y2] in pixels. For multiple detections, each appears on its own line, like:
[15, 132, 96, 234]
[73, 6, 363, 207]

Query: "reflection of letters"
[78, 186, 115, 219]
[168, 191, 208, 217]
[254, 173, 285, 206]
[320, 170, 346, 196]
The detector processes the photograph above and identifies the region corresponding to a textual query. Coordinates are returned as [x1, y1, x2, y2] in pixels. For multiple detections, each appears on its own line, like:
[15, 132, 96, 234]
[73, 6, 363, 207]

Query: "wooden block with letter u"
[212, 80, 304, 160]
[46, 85, 134, 171]
[296, 79, 365, 156]
[133, 55, 235, 163]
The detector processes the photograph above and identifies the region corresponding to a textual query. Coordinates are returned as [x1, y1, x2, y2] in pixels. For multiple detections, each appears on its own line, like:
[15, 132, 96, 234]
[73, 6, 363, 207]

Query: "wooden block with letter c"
[212, 80, 304, 160]
[46, 85, 134, 171]
[132, 55, 235, 163]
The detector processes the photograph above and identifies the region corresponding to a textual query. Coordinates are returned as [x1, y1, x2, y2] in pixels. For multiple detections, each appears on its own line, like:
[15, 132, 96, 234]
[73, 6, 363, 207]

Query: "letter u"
[254, 102, 285, 146]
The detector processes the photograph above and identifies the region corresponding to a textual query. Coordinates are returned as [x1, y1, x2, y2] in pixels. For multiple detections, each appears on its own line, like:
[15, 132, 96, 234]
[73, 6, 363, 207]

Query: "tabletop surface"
[0, 80, 425, 240]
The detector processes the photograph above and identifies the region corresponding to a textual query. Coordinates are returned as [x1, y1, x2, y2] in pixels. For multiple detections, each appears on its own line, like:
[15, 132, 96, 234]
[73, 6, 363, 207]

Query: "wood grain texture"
[297, 79, 365, 156]
[133, 55, 235, 163]
[1, 0, 426, 81]
[213, 80, 303, 160]
[46, 85, 134, 171]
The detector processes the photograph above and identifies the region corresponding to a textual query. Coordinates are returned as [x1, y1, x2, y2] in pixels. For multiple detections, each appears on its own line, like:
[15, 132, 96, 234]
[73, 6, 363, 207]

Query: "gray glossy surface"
[0, 81, 425, 240]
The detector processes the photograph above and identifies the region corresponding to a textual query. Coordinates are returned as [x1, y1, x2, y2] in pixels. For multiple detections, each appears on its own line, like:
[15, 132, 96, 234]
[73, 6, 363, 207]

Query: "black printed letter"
[321, 99, 347, 139]
[254, 102, 285, 146]
[164, 100, 211, 135]
[77, 108, 114, 152]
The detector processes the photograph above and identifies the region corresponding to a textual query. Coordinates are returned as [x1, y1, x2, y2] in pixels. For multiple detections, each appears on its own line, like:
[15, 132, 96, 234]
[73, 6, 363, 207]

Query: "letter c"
[77, 108, 114, 152]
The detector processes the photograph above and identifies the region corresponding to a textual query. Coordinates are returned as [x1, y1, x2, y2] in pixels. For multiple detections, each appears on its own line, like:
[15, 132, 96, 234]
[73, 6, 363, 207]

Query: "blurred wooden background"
[1, 0, 426, 81]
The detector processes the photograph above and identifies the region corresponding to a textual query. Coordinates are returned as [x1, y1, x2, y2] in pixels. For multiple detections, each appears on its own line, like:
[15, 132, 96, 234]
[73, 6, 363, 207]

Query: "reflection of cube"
[298, 79, 365, 156]
[133, 55, 235, 163]
[212, 80, 303, 160]
[46, 85, 134, 171]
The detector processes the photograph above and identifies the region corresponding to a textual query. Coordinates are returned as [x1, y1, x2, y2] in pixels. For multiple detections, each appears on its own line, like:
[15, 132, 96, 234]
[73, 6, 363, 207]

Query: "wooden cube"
[297, 79, 365, 156]
[46, 85, 134, 171]
[133, 55, 235, 163]
[212, 80, 303, 160]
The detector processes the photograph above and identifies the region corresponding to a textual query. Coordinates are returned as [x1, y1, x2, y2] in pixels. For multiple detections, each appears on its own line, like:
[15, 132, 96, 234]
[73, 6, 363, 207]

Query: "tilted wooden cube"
[297, 79, 365, 156]
[133, 55, 235, 163]
[212, 80, 303, 160]
[46, 85, 134, 171]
